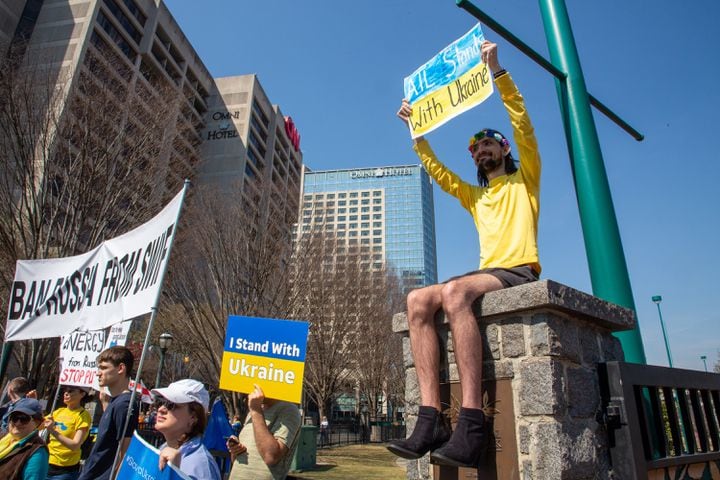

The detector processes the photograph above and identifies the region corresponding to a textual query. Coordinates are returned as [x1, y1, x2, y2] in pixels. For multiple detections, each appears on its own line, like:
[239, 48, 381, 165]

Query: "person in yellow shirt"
[43, 387, 91, 480]
[387, 40, 541, 468]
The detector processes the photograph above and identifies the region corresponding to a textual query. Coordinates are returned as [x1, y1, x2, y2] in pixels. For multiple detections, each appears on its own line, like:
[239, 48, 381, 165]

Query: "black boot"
[430, 407, 488, 467]
[387, 406, 451, 459]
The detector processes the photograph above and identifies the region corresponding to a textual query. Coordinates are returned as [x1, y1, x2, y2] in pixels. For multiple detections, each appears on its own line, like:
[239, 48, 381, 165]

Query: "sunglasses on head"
[468, 129, 508, 153]
[153, 397, 178, 411]
[9, 413, 32, 424]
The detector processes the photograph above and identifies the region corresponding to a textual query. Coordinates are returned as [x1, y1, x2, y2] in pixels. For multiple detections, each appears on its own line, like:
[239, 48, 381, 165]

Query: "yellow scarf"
[0, 431, 35, 460]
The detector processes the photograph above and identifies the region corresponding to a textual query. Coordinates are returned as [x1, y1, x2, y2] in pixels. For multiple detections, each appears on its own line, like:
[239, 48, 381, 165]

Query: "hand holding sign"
[158, 446, 182, 471]
[219, 316, 309, 403]
[248, 384, 265, 413]
[480, 40, 501, 73]
[403, 24, 494, 138]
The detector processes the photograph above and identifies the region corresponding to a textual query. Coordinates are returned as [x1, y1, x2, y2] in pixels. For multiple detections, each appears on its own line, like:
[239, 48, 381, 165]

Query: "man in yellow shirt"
[387, 40, 541, 468]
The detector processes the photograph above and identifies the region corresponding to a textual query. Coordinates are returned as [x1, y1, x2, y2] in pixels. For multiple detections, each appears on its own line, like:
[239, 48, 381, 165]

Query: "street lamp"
[154, 332, 173, 388]
[651, 296, 673, 368]
[701, 355, 708, 372]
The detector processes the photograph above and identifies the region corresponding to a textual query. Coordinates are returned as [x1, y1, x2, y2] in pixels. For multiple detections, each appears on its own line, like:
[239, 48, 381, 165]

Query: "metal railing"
[316, 422, 406, 449]
[600, 361, 720, 479]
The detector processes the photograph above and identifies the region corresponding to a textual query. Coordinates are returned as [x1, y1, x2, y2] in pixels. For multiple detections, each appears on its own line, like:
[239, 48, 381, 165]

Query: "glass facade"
[301, 165, 437, 288]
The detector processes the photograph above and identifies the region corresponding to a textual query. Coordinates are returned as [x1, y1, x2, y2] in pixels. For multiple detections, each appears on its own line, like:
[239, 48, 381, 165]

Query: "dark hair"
[179, 402, 208, 445]
[97, 346, 134, 377]
[65, 387, 90, 406]
[7, 377, 31, 396]
[476, 152, 518, 187]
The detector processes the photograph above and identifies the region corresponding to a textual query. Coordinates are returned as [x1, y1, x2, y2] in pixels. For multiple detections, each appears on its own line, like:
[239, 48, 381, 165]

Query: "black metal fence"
[600, 361, 720, 479]
[316, 420, 406, 448]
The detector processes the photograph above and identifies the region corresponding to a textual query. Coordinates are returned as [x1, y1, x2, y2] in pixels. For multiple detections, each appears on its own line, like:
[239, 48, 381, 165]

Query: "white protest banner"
[103, 320, 133, 349]
[59, 330, 106, 387]
[5, 188, 184, 341]
[404, 23, 493, 138]
[58, 320, 133, 388]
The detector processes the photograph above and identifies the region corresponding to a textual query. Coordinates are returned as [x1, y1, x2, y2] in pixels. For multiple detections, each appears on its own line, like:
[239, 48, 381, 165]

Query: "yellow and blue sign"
[404, 24, 494, 138]
[219, 315, 309, 403]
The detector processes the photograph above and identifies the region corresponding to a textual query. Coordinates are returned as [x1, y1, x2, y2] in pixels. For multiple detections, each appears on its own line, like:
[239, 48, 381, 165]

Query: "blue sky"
[165, 0, 720, 371]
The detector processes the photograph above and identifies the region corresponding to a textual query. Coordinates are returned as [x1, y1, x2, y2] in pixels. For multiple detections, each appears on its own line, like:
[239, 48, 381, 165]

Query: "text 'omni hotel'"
[1, 0, 303, 237]
[298, 165, 438, 289]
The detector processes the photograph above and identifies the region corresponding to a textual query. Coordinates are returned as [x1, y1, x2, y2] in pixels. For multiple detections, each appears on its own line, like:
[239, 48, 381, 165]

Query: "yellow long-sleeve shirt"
[413, 72, 541, 273]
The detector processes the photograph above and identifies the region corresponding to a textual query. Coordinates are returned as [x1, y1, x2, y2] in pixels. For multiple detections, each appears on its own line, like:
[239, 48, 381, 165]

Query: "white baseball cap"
[151, 379, 209, 412]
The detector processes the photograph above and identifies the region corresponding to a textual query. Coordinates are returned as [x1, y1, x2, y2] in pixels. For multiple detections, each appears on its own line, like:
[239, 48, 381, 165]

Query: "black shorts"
[445, 265, 539, 288]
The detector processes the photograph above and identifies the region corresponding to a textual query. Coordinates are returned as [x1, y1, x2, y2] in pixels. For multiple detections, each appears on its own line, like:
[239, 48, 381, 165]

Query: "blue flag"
[203, 398, 234, 452]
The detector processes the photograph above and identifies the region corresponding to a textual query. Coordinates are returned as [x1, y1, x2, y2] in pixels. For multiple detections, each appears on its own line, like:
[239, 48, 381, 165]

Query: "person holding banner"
[389, 40, 541, 468]
[151, 379, 221, 480]
[0, 398, 49, 479]
[43, 387, 91, 480]
[77, 346, 138, 480]
[226, 384, 300, 480]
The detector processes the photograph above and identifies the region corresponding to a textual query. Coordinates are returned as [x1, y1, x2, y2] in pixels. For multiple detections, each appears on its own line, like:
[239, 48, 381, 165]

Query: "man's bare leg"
[406, 284, 444, 409]
[386, 284, 450, 459]
[441, 273, 504, 407]
[430, 273, 504, 467]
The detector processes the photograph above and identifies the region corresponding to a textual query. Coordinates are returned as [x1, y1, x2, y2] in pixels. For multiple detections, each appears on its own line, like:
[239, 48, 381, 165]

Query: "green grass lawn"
[291, 443, 408, 480]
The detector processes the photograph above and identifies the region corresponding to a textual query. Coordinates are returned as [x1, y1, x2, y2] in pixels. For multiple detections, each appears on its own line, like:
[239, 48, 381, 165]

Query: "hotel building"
[1, 0, 302, 238]
[299, 165, 438, 290]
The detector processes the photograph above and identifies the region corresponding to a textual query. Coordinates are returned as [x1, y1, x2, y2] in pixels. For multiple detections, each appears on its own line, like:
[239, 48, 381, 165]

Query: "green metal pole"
[537, 0, 646, 363]
[651, 296, 673, 367]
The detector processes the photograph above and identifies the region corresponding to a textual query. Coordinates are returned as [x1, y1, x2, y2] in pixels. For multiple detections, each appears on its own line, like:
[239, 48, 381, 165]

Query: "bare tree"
[349, 266, 405, 422]
[159, 184, 296, 415]
[0, 40, 199, 394]
[287, 232, 360, 421]
[288, 230, 406, 423]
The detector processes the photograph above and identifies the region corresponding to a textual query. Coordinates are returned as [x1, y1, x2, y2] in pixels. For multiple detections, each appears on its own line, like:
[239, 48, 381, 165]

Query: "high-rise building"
[1, 0, 302, 240]
[200, 74, 302, 237]
[298, 165, 437, 289]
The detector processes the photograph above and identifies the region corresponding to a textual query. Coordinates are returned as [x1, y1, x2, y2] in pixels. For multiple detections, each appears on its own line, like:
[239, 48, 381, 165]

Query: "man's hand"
[247, 384, 265, 414]
[226, 435, 248, 462]
[481, 40, 502, 74]
[158, 446, 181, 470]
[397, 99, 412, 124]
[26, 389, 37, 399]
[397, 100, 424, 143]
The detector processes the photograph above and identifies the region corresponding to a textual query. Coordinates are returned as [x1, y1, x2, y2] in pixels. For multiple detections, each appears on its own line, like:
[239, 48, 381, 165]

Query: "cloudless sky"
[165, 0, 720, 371]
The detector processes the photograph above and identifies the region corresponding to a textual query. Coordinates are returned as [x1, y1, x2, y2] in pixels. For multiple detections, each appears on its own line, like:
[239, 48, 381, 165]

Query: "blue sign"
[223, 315, 308, 362]
[117, 431, 190, 480]
[220, 316, 309, 403]
[404, 23, 485, 103]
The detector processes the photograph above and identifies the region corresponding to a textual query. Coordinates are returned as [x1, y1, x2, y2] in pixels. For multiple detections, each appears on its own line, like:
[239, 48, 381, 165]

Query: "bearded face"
[472, 138, 505, 175]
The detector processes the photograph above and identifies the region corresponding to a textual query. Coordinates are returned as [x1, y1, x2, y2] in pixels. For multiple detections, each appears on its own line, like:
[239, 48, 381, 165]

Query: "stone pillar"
[392, 280, 634, 480]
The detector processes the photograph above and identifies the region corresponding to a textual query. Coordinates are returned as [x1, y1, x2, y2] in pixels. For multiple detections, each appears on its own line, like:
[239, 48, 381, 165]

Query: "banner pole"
[109, 180, 190, 478]
[0, 341, 14, 390]
[40, 381, 63, 442]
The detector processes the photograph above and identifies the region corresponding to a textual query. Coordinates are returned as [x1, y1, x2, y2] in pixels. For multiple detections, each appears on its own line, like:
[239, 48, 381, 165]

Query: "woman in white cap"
[151, 379, 221, 480]
[0, 398, 49, 479]
[44, 386, 91, 480]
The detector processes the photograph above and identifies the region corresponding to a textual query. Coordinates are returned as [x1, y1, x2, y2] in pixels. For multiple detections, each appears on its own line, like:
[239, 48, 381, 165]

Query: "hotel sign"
[351, 167, 413, 179]
[207, 110, 240, 140]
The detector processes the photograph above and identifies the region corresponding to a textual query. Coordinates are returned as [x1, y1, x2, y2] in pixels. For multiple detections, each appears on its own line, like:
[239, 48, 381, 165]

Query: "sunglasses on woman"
[153, 397, 178, 411]
[9, 413, 32, 424]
